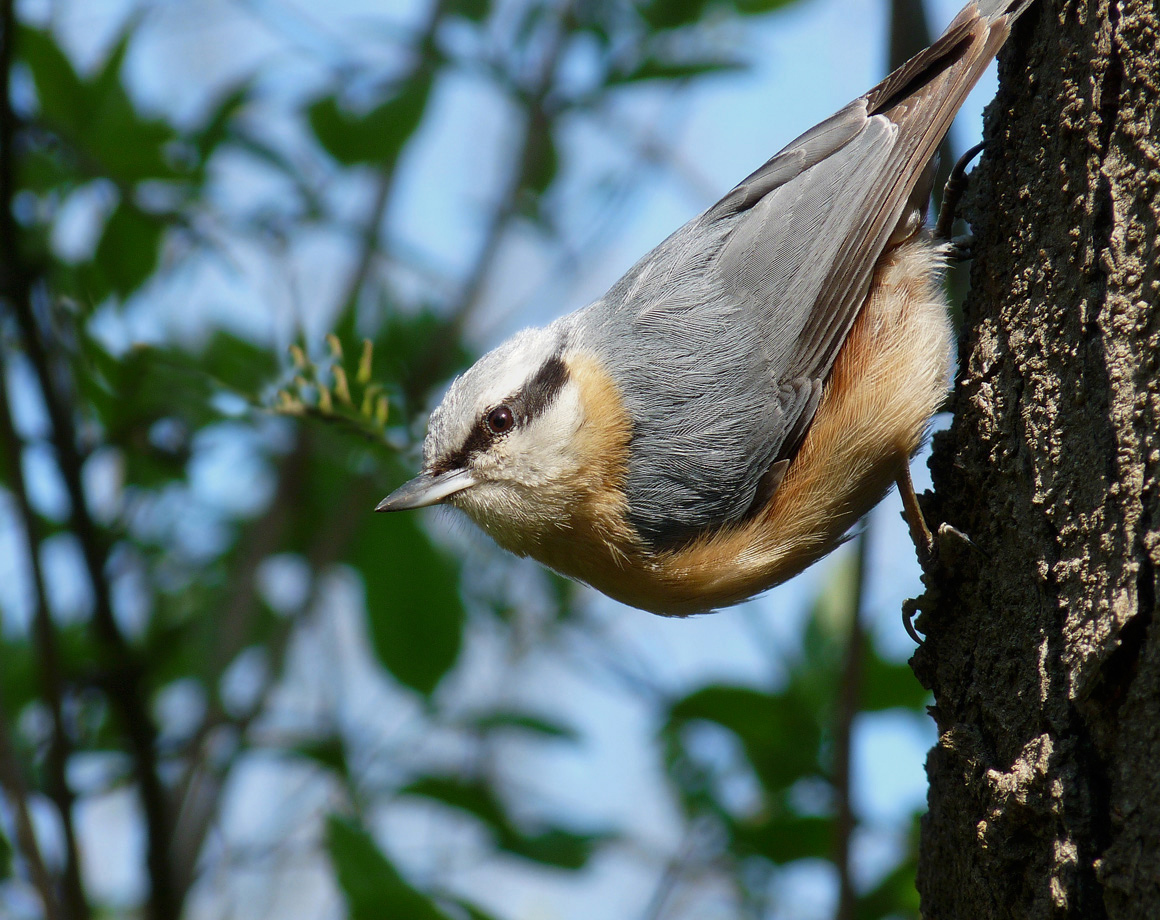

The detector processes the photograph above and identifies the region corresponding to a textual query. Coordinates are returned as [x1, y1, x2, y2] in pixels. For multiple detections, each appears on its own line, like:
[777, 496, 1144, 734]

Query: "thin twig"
[0, 689, 62, 920]
[640, 822, 703, 920]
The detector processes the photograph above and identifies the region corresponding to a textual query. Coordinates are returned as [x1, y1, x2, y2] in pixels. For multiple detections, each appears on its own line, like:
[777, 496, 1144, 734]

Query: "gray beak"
[375, 469, 476, 512]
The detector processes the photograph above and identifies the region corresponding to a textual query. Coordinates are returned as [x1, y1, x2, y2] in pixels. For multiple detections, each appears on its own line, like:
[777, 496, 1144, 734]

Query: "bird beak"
[375, 469, 477, 512]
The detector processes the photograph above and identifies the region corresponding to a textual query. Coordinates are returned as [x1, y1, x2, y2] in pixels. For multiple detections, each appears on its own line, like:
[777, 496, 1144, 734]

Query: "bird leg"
[897, 460, 934, 564]
[896, 460, 934, 645]
[935, 141, 986, 259]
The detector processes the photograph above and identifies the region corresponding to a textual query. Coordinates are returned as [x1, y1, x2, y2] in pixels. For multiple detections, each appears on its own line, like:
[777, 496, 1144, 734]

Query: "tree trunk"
[913, 0, 1160, 917]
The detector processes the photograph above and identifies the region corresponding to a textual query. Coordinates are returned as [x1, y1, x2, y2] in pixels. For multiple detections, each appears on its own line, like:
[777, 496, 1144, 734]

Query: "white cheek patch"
[486, 383, 583, 485]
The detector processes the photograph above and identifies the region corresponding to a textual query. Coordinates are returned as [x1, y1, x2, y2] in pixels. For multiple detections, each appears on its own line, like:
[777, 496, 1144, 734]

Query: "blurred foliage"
[0, 1, 927, 919]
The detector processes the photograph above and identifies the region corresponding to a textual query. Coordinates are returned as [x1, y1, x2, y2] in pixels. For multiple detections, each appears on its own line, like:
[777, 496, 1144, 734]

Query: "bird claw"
[946, 233, 975, 262]
[934, 141, 986, 242]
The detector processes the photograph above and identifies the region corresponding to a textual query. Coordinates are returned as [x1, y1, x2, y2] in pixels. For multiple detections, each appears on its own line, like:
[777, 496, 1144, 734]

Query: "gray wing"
[580, 0, 1024, 548]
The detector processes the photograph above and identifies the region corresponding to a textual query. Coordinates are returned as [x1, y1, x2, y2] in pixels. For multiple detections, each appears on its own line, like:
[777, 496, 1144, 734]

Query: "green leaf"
[665, 684, 822, 793]
[639, 0, 713, 29]
[0, 823, 11, 880]
[400, 777, 609, 870]
[290, 736, 349, 780]
[84, 26, 180, 182]
[88, 203, 165, 299]
[855, 855, 920, 920]
[504, 828, 604, 870]
[466, 710, 579, 743]
[450, 900, 504, 920]
[733, 813, 834, 864]
[326, 816, 455, 920]
[401, 776, 508, 827]
[353, 511, 464, 696]
[0, 636, 40, 722]
[639, 0, 798, 24]
[308, 73, 433, 166]
[198, 330, 282, 396]
[449, 0, 490, 21]
[83, 332, 269, 446]
[1, 626, 98, 723]
[519, 116, 558, 198]
[860, 646, 928, 713]
[610, 55, 745, 84]
[22, 23, 179, 183]
[192, 83, 251, 163]
[17, 26, 88, 133]
[370, 306, 472, 400]
[733, 0, 799, 13]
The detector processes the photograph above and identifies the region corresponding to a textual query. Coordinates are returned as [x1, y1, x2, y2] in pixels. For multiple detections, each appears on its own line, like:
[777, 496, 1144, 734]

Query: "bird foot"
[934, 141, 986, 242]
[946, 233, 975, 262]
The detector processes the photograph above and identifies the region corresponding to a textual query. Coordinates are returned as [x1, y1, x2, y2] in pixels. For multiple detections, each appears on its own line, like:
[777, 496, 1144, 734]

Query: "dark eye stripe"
[520, 355, 569, 420]
[430, 354, 571, 474]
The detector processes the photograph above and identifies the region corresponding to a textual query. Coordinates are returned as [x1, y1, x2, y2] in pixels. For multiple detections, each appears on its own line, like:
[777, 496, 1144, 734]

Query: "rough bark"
[912, 0, 1160, 917]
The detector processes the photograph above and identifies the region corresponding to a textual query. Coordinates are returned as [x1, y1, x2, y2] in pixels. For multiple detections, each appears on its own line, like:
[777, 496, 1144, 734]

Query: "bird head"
[375, 325, 603, 549]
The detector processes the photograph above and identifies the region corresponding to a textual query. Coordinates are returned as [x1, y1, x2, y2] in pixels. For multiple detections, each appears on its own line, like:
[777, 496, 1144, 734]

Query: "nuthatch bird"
[378, 0, 1033, 619]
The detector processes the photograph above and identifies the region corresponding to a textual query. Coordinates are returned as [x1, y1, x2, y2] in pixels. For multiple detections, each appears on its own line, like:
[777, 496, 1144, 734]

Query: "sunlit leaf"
[326, 816, 455, 920]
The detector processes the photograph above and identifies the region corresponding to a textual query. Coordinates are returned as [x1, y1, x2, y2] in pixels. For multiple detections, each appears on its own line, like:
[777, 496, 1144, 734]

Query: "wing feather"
[578, 0, 1027, 548]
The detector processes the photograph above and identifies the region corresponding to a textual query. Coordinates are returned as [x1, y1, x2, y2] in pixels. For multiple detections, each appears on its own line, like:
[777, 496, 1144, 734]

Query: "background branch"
[0, 690, 60, 920]
[0, 5, 173, 919]
[0, 352, 89, 920]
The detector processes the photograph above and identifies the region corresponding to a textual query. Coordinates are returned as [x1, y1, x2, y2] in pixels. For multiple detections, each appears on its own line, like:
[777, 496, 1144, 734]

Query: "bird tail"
[865, 0, 1035, 124]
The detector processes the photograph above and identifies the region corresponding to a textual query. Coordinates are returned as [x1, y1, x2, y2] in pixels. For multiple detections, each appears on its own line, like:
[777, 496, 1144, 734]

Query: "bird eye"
[486, 406, 515, 434]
